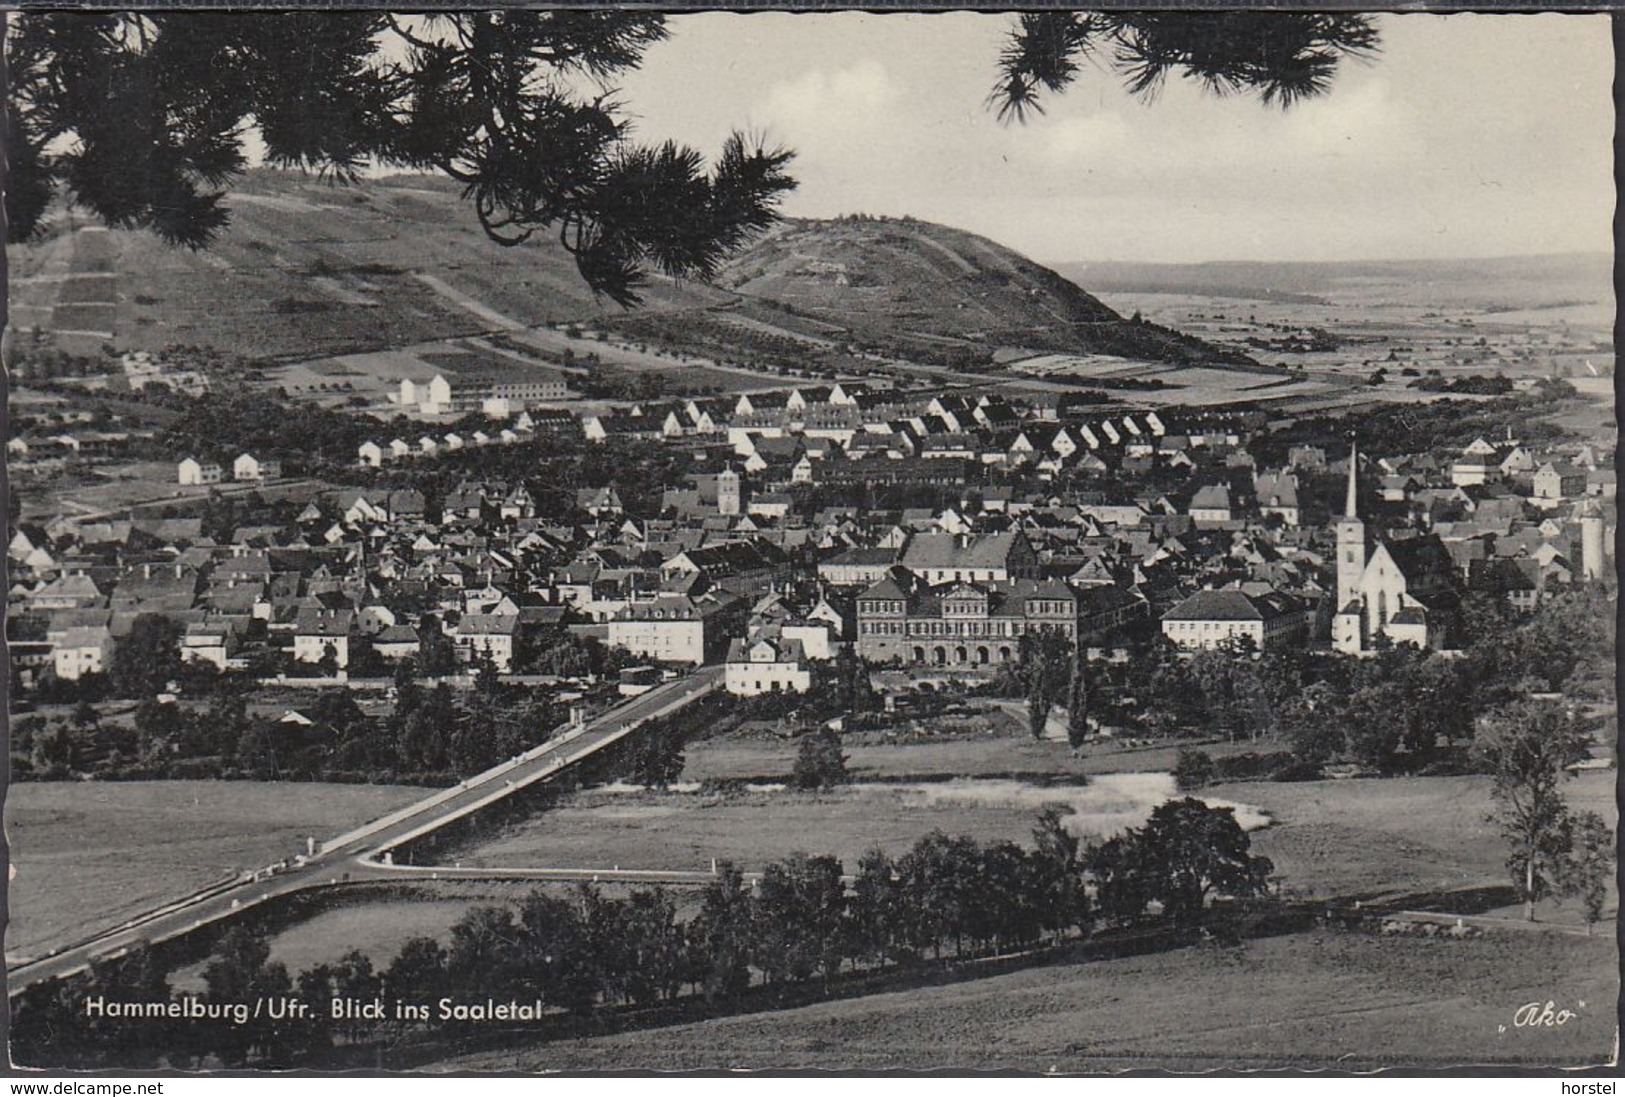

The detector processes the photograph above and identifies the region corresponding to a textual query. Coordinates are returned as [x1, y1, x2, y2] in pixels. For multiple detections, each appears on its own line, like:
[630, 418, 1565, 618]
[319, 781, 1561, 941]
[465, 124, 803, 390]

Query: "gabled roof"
[857, 576, 909, 602]
[1163, 588, 1276, 622]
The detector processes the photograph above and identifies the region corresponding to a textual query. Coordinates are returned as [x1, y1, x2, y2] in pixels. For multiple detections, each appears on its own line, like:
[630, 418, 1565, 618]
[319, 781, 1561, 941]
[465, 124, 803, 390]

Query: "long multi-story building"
[401, 368, 571, 417]
[854, 572, 1143, 666]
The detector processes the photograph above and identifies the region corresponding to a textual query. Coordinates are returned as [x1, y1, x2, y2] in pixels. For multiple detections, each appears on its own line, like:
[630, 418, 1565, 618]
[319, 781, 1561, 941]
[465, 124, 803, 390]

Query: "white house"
[1160, 589, 1306, 652]
[1188, 484, 1233, 526]
[182, 618, 235, 670]
[358, 441, 385, 468]
[293, 610, 354, 668]
[724, 636, 812, 696]
[455, 614, 520, 672]
[177, 457, 223, 486]
[53, 626, 114, 680]
[233, 453, 281, 481]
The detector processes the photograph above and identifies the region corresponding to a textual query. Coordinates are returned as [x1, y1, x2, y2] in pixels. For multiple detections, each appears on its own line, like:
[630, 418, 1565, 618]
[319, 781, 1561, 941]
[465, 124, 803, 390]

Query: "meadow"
[4, 781, 429, 961]
[682, 726, 1275, 784]
[451, 774, 1264, 879]
[1212, 771, 1616, 907]
[435, 926, 1617, 1071]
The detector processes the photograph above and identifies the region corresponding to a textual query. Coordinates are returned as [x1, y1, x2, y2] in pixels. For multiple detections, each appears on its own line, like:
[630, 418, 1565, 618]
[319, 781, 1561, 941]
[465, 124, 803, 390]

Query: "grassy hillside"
[8, 171, 1249, 371]
[7, 171, 728, 361]
[716, 216, 1258, 366]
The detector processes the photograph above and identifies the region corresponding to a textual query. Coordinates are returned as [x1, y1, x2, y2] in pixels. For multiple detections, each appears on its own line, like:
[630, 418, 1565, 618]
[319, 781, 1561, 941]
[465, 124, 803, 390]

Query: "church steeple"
[1334, 437, 1367, 623]
[1344, 438, 1359, 519]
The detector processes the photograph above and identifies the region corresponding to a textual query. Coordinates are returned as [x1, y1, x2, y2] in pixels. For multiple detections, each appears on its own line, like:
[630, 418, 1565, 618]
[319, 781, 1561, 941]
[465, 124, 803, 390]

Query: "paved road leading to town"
[7, 667, 724, 998]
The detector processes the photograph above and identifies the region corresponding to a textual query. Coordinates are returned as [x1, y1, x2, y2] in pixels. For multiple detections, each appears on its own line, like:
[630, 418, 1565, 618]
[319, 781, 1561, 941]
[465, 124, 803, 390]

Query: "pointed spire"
[1344, 437, 1359, 520]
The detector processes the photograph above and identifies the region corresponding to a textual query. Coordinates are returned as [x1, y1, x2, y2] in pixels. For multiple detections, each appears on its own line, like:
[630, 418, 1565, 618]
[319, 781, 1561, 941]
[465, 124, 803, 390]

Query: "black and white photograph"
[2, 8, 1618, 1075]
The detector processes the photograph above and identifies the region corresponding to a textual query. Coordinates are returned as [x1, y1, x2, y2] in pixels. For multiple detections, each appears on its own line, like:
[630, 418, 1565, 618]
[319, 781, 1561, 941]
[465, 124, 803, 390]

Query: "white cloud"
[760, 59, 897, 140]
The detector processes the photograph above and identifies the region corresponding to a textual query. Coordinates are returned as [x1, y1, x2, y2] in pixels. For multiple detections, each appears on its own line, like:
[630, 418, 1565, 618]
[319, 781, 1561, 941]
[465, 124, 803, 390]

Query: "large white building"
[605, 593, 745, 666]
[1161, 589, 1307, 651]
[401, 369, 570, 417]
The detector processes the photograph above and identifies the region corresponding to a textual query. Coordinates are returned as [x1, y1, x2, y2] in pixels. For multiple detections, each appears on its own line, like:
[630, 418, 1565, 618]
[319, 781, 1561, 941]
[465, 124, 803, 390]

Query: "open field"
[438, 926, 1618, 1071]
[682, 727, 1275, 784]
[452, 774, 1264, 877]
[1210, 771, 1617, 907]
[4, 781, 429, 961]
[1090, 289, 1611, 388]
[455, 754, 1614, 922]
[454, 775, 1268, 877]
[16, 466, 334, 524]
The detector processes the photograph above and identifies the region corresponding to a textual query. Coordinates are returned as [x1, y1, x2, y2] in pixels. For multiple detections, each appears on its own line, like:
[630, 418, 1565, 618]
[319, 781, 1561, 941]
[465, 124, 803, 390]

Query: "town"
[8, 362, 1614, 709]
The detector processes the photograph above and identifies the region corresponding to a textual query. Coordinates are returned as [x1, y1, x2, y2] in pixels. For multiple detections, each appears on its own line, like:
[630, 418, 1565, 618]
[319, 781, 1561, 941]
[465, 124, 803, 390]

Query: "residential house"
[1161, 588, 1309, 652]
[177, 457, 223, 486]
[724, 636, 812, 696]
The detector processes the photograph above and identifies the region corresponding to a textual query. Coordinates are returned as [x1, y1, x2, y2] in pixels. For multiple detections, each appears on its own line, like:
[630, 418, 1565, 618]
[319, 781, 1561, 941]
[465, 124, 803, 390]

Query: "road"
[7, 667, 724, 998]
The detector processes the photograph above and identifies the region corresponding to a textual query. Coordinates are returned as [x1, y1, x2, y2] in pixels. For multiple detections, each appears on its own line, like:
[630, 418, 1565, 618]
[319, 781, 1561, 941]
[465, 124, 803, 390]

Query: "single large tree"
[692, 861, 754, 1003]
[1474, 700, 1592, 921]
[1555, 810, 1614, 935]
[1091, 797, 1272, 926]
[1065, 643, 1090, 748]
[108, 613, 184, 697]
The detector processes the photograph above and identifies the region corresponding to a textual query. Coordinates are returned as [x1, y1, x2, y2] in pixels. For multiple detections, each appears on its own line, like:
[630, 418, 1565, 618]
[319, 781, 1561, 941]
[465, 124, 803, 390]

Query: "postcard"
[4, 8, 1616, 1074]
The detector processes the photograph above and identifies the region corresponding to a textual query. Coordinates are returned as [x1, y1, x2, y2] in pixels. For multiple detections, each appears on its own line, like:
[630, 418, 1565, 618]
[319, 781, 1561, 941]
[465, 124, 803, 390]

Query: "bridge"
[7, 666, 724, 997]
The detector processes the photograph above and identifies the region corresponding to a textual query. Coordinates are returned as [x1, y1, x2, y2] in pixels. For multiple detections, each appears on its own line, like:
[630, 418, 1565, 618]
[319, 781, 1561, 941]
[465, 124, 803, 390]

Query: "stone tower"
[1581, 500, 1606, 581]
[717, 464, 741, 517]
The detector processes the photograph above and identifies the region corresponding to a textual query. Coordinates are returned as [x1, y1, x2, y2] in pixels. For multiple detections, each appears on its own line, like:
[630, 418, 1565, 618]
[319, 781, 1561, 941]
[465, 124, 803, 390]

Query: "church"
[1331, 444, 1460, 654]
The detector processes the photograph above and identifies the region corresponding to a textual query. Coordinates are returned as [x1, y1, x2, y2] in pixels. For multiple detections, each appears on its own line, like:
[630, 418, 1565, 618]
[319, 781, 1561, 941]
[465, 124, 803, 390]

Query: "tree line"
[11, 800, 1273, 1068]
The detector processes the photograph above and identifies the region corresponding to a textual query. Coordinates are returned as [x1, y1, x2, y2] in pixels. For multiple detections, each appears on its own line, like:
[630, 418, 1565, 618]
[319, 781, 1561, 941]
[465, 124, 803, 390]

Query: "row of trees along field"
[11, 801, 1273, 1068]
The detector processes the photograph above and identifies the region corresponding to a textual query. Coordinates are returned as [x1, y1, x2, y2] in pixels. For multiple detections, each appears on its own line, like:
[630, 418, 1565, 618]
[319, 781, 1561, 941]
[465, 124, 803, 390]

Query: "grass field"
[682, 728, 1273, 784]
[1211, 772, 1617, 908]
[437, 926, 1617, 1071]
[455, 766, 1614, 923]
[4, 781, 429, 960]
[454, 775, 1268, 877]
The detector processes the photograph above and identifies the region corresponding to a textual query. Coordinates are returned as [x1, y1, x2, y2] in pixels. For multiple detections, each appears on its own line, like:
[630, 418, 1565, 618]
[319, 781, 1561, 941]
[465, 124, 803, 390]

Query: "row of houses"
[177, 453, 282, 486]
[354, 409, 577, 467]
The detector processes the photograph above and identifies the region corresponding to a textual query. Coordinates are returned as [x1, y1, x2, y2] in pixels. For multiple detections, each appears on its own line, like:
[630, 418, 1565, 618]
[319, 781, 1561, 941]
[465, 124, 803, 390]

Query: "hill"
[6, 171, 730, 362]
[712, 217, 1257, 368]
[8, 170, 1247, 370]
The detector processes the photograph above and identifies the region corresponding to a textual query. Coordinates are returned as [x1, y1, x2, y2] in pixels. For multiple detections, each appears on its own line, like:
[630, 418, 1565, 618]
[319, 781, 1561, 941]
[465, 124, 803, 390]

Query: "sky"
[610, 13, 1614, 266]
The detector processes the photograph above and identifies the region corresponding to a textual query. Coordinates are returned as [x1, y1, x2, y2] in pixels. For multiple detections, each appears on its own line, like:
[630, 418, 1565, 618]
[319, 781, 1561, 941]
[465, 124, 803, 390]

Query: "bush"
[1213, 751, 1296, 782]
[1269, 759, 1324, 783]
[1173, 748, 1217, 791]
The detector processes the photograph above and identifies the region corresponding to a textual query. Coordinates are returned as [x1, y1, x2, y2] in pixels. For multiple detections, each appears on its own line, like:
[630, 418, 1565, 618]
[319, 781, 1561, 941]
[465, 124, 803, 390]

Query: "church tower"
[717, 464, 741, 517]
[1335, 440, 1366, 615]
